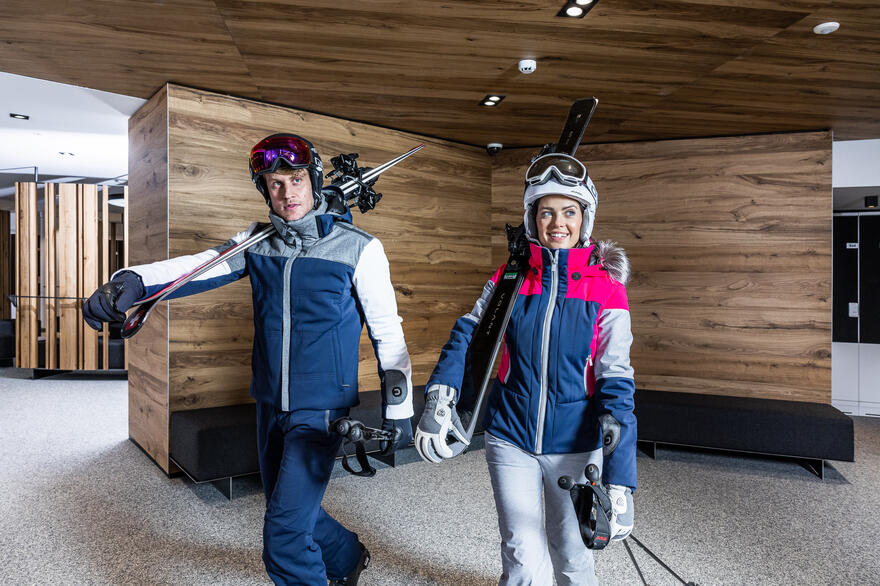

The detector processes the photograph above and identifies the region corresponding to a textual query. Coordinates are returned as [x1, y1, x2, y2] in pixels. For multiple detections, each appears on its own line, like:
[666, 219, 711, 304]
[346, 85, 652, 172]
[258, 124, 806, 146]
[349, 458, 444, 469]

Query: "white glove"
[606, 484, 633, 540]
[414, 384, 469, 463]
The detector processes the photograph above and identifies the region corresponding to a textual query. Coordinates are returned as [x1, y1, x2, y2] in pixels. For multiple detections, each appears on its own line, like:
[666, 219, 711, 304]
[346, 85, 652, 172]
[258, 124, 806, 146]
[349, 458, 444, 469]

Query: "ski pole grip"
[558, 475, 576, 491]
[585, 463, 601, 485]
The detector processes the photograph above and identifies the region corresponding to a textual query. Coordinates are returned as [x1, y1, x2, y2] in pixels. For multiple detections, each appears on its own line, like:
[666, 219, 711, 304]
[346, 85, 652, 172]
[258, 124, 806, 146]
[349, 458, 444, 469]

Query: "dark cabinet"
[833, 213, 880, 343]
[833, 215, 859, 343]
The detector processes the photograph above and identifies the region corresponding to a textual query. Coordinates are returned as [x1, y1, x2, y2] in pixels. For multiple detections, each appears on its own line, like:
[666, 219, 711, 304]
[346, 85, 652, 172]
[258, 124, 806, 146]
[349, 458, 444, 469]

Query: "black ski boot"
[329, 542, 370, 586]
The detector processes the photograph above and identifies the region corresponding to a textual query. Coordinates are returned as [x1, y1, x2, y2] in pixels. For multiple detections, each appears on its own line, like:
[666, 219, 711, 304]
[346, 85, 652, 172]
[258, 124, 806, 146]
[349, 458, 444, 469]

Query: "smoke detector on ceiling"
[518, 59, 537, 74]
[813, 21, 840, 35]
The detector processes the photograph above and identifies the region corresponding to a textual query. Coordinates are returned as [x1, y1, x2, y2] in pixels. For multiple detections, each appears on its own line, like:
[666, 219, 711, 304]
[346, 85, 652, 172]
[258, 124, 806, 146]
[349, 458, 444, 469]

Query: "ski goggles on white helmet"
[525, 153, 588, 187]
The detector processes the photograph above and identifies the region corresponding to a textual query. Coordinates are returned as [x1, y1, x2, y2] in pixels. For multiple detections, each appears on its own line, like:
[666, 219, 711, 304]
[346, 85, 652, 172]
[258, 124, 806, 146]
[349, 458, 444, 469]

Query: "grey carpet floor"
[1, 368, 878, 585]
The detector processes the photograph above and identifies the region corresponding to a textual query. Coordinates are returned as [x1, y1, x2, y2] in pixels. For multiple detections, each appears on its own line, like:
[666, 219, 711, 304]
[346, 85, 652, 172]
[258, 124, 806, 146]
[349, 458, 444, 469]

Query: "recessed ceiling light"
[813, 21, 840, 35]
[481, 94, 505, 107]
[9, 113, 29, 120]
[58, 151, 76, 156]
[557, 0, 599, 18]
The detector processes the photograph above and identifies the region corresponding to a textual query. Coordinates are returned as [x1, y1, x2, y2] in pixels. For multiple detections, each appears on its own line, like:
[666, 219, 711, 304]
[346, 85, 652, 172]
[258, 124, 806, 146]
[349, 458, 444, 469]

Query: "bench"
[634, 389, 854, 478]
[169, 387, 428, 498]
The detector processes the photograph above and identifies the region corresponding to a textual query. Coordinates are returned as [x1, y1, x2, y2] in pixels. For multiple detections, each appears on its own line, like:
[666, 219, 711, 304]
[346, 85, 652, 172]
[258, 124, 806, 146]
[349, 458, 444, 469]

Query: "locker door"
[833, 216, 859, 342]
[860, 215, 880, 344]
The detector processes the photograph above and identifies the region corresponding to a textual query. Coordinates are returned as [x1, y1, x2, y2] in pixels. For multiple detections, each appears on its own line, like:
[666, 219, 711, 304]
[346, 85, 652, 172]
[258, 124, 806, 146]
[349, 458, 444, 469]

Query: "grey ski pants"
[485, 432, 602, 586]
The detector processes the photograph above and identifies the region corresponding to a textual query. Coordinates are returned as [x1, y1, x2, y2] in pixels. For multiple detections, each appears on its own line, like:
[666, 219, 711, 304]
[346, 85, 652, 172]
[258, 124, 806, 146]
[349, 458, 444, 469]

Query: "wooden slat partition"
[14, 182, 38, 367]
[491, 131, 831, 403]
[128, 83, 491, 472]
[14, 182, 123, 371]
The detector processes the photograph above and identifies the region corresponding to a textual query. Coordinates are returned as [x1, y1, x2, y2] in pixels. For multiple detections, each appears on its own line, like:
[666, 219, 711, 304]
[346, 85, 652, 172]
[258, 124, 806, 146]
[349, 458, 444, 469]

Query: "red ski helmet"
[249, 133, 324, 205]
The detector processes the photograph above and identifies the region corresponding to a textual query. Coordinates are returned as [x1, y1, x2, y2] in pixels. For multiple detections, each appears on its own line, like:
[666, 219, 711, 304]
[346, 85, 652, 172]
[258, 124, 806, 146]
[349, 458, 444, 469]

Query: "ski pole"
[120, 144, 425, 339]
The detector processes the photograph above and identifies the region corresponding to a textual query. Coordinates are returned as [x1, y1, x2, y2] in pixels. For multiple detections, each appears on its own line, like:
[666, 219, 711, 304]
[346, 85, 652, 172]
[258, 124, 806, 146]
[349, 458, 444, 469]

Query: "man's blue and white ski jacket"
[428, 241, 637, 489]
[121, 207, 413, 419]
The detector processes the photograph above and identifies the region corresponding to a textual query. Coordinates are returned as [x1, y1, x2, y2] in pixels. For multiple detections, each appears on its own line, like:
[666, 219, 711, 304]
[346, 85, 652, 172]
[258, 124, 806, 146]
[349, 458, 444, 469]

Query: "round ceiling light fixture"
[813, 21, 840, 35]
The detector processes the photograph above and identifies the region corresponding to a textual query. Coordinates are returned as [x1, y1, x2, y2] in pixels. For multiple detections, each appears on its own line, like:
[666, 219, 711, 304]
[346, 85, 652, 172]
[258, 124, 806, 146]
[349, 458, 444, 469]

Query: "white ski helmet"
[523, 153, 598, 246]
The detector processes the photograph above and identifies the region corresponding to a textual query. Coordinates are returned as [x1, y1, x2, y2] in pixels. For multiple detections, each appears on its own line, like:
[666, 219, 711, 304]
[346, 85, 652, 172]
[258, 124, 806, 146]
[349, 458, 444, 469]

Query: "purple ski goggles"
[249, 134, 313, 175]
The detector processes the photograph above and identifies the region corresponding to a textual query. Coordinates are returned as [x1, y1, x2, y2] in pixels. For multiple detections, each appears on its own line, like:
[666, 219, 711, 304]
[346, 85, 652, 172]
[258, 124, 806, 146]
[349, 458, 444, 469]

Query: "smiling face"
[535, 194, 584, 249]
[264, 168, 314, 221]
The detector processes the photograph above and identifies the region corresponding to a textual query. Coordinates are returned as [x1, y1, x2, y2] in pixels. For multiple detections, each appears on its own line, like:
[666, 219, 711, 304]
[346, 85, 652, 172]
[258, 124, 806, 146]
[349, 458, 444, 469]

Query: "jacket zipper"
[535, 249, 559, 454]
[280, 254, 296, 411]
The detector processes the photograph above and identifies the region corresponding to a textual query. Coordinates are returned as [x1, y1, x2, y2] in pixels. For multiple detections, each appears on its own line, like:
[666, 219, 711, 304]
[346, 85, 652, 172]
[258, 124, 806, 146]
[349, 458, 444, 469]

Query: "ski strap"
[331, 417, 394, 478]
[565, 463, 613, 550]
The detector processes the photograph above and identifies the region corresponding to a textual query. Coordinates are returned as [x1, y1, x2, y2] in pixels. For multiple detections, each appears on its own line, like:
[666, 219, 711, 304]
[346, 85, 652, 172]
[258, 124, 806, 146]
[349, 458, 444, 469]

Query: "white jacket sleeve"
[352, 238, 414, 420]
[112, 224, 256, 297]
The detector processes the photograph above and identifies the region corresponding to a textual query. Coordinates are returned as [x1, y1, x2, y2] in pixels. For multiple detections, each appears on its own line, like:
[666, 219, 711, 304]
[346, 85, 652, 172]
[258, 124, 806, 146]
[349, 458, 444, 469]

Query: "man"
[83, 133, 414, 585]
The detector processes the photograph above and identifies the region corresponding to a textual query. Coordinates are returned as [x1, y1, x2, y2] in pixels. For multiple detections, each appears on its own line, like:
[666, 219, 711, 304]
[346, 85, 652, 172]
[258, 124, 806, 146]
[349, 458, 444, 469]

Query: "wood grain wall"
[128, 84, 491, 470]
[491, 131, 832, 403]
[128, 88, 171, 470]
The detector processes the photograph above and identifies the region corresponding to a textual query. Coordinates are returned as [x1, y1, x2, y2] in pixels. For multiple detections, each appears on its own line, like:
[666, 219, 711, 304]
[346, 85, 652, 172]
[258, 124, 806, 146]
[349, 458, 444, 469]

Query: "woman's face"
[535, 194, 583, 249]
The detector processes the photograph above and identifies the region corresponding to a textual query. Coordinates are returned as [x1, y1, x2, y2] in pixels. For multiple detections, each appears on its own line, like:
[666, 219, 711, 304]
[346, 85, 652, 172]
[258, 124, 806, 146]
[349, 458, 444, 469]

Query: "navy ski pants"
[256, 402, 361, 585]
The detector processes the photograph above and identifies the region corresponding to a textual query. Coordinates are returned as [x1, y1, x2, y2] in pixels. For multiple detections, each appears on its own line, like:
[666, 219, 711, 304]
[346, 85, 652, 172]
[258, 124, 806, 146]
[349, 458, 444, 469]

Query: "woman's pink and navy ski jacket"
[428, 241, 637, 489]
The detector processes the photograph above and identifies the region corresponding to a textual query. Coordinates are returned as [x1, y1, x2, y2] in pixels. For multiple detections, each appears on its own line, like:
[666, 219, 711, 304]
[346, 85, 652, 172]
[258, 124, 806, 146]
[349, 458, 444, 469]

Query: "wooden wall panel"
[14, 182, 38, 367]
[161, 84, 492, 413]
[56, 184, 79, 369]
[491, 131, 831, 403]
[128, 88, 171, 471]
[44, 184, 57, 369]
[79, 184, 99, 370]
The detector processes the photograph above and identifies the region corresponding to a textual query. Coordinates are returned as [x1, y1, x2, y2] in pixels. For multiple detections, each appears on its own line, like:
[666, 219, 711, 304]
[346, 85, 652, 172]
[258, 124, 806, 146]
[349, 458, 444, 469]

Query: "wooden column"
[128, 87, 171, 471]
[56, 184, 79, 369]
[44, 184, 57, 369]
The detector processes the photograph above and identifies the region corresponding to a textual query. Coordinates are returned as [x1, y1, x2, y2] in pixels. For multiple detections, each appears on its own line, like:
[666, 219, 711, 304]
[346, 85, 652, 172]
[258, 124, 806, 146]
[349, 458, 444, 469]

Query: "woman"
[415, 153, 636, 586]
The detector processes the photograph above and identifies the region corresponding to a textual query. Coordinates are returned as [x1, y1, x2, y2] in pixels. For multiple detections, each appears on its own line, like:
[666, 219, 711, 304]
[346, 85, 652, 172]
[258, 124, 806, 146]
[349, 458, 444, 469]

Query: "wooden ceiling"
[1, 0, 878, 148]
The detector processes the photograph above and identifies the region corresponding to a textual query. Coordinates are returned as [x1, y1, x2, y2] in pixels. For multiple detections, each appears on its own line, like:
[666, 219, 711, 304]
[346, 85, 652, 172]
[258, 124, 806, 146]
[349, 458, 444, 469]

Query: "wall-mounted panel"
[491, 131, 832, 403]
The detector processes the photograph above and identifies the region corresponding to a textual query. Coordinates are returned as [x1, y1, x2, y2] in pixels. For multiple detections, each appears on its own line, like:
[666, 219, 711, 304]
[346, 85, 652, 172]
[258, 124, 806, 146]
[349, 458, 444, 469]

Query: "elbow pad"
[381, 369, 408, 407]
[598, 413, 621, 457]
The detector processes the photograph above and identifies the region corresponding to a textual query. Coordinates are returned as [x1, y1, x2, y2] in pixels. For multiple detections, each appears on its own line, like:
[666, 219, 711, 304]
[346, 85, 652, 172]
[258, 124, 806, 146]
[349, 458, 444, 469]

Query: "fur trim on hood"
[589, 240, 630, 285]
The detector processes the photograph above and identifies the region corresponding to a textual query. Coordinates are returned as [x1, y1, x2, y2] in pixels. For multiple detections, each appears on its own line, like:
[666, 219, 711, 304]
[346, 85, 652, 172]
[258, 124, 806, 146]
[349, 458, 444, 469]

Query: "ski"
[449, 98, 598, 452]
[556, 97, 598, 156]
[449, 225, 529, 456]
[120, 143, 425, 339]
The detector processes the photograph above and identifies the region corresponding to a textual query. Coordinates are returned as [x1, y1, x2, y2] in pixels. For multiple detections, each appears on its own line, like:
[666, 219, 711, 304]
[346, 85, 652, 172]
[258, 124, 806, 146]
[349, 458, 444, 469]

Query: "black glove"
[82, 271, 145, 331]
[379, 418, 413, 455]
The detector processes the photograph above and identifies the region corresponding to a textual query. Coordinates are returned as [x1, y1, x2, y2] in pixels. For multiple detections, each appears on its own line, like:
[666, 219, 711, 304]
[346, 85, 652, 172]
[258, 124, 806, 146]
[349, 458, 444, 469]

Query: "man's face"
[535, 194, 583, 249]
[264, 170, 313, 221]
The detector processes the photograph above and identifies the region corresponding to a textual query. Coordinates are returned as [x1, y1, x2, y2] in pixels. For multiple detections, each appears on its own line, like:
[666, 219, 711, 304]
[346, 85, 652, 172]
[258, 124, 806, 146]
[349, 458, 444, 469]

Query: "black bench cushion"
[634, 389, 854, 462]
[170, 404, 259, 482]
